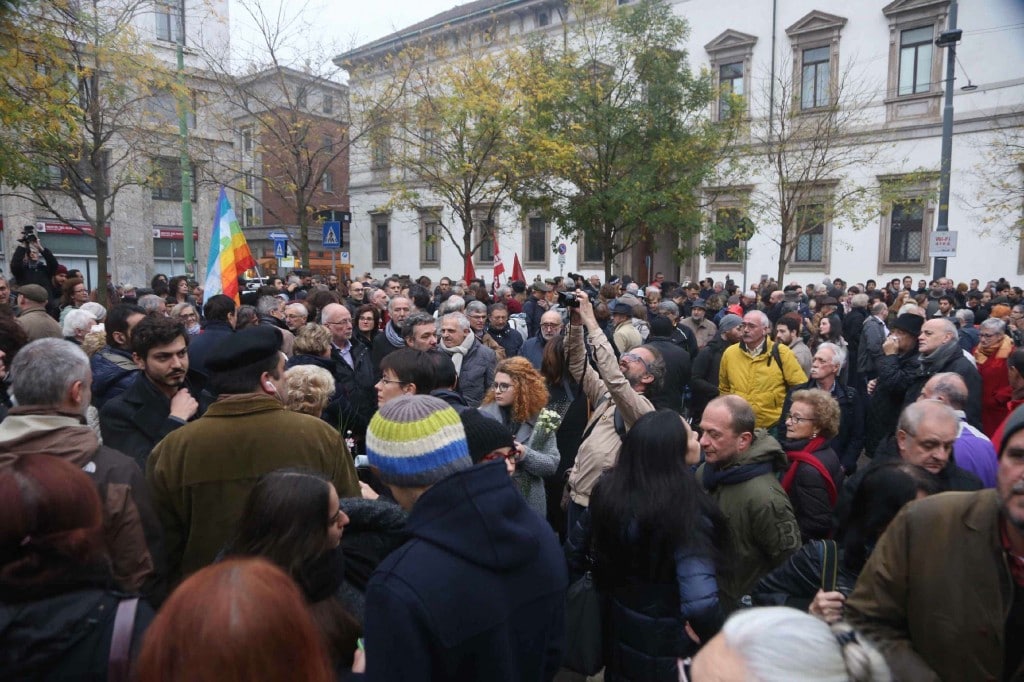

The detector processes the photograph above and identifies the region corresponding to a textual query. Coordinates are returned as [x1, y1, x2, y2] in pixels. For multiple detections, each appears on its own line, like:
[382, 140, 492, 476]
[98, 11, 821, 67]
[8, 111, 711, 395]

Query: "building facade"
[339, 0, 1024, 287]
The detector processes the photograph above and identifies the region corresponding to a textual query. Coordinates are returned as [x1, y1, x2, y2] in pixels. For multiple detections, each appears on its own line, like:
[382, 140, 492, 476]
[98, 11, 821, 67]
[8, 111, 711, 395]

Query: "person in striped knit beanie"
[355, 394, 568, 680]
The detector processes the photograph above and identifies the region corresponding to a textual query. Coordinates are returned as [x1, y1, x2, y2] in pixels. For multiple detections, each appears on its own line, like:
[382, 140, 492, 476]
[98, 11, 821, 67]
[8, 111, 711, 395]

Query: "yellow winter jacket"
[718, 339, 807, 429]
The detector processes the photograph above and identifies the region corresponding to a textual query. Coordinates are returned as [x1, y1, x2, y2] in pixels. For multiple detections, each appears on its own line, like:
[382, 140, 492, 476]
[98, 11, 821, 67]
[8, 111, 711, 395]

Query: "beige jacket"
[566, 325, 654, 506]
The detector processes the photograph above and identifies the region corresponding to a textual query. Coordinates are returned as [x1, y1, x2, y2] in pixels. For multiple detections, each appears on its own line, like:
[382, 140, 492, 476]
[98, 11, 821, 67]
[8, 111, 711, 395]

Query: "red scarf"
[781, 436, 837, 506]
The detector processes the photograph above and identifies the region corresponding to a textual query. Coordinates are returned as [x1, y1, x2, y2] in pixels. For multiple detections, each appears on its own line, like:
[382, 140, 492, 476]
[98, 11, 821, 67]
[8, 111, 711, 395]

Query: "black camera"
[558, 289, 580, 308]
[19, 225, 38, 244]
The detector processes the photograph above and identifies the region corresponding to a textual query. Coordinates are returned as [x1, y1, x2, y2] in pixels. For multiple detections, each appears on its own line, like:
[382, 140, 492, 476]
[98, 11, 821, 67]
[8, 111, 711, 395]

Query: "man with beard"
[681, 298, 718, 350]
[521, 309, 563, 369]
[846, 403, 1024, 681]
[100, 315, 202, 470]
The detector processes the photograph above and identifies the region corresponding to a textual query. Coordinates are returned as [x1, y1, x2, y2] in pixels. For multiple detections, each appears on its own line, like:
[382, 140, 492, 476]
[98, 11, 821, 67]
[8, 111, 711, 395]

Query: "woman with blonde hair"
[284, 365, 337, 419]
[480, 356, 559, 517]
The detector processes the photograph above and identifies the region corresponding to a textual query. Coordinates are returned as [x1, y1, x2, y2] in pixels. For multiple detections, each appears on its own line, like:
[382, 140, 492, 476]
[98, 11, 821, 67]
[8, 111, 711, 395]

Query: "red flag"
[464, 254, 476, 283]
[492, 231, 505, 287]
[511, 253, 525, 283]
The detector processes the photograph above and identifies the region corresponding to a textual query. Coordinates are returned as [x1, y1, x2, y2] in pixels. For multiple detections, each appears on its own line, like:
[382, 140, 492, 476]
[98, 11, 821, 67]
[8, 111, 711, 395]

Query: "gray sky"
[230, 0, 462, 69]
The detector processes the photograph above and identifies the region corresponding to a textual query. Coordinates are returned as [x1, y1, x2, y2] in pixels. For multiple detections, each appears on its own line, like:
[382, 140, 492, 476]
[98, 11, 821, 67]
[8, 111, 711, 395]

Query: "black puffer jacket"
[0, 585, 153, 680]
[751, 540, 858, 610]
[780, 438, 845, 542]
[690, 335, 732, 421]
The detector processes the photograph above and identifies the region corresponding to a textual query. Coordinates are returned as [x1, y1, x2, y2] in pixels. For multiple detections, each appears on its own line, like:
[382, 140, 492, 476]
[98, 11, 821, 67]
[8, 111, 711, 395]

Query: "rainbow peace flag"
[204, 187, 256, 304]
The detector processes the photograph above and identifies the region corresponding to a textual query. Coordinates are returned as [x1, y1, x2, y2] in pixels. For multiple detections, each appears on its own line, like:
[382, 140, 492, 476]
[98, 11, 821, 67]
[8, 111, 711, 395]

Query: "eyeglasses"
[378, 378, 407, 387]
[180, 312, 198, 321]
[785, 414, 814, 424]
[491, 382, 513, 393]
[620, 352, 650, 373]
[979, 332, 1002, 339]
[326, 319, 352, 326]
[540, 323, 561, 329]
[482, 447, 522, 464]
[359, 316, 375, 322]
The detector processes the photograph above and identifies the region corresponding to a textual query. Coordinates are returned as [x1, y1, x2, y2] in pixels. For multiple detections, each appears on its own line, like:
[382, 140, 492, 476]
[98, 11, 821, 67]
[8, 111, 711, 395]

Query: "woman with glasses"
[780, 388, 845, 541]
[480, 357, 559, 518]
[58, 277, 90, 324]
[974, 317, 1014, 437]
[353, 304, 379, 349]
[171, 302, 202, 335]
[565, 410, 728, 681]
[224, 469, 362, 671]
[375, 348, 434, 406]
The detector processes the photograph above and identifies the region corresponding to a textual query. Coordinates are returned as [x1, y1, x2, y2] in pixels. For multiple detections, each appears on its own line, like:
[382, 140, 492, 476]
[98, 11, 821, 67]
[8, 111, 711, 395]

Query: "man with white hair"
[371, 295, 412, 369]
[438, 312, 496, 407]
[521, 309, 562, 369]
[904, 317, 983, 429]
[283, 302, 308, 332]
[781, 342, 864, 474]
[719, 310, 807, 430]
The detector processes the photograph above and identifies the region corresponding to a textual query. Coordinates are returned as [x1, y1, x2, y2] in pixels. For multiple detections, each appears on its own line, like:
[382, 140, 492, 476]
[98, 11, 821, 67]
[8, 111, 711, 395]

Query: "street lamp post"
[932, 0, 961, 281]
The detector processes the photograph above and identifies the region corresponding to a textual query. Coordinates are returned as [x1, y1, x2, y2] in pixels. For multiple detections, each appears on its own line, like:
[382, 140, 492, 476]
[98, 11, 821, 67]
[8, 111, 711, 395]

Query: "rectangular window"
[713, 208, 742, 263]
[151, 156, 196, 201]
[244, 172, 254, 191]
[322, 94, 333, 114]
[373, 219, 390, 265]
[322, 135, 333, 154]
[537, 10, 550, 27]
[898, 26, 933, 96]
[150, 89, 196, 128]
[322, 172, 333, 192]
[155, 0, 183, 43]
[296, 89, 307, 109]
[371, 135, 389, 170]
[527, 216, 547, 263]
[422, 219, 439, 264]
[794, 204, 825, 262]
[801, 46, 830, 110]
[719, 61, 744, 121]
[243, 207, 255, 227]
[582, 235, 603, 264]
[242, 127, 253, 152]
[476, 220, 495, 261]
[889, 201, 924, 263]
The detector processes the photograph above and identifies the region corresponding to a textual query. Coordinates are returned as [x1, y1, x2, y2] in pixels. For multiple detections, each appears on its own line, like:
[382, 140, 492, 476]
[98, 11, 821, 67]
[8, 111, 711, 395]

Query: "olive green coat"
[147, 393, 359, 583]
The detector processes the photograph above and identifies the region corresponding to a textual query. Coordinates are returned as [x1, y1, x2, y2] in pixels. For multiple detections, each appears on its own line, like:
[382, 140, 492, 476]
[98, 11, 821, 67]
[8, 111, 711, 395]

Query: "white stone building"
[339, 0, 1024, 287]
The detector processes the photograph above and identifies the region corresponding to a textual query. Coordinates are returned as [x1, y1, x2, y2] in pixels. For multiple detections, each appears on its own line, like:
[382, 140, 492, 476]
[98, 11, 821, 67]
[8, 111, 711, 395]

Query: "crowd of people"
[1, 239, 1023, 682]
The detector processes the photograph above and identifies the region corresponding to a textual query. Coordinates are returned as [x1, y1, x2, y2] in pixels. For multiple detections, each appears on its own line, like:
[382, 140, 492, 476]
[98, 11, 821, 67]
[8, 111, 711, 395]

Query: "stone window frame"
[522, 212, 550, 268]
[876, 174, 938, 273]
[473, 209, 497, 267]
[882, 0, 949, 123]
[785, 11, 848, 114]
[576, 233, 604, 269]
[786, 183, 836, 274]
[370, 212, 391, 268]
[704, 186, 753, 272]
[704, 30, 758, 122]
[419, 207, 442, 268]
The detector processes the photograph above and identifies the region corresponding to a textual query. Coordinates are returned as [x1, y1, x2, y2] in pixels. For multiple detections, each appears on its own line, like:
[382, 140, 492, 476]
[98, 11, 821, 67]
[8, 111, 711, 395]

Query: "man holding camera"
[564, 291, 661, 533]
[11, 226, 60, 301]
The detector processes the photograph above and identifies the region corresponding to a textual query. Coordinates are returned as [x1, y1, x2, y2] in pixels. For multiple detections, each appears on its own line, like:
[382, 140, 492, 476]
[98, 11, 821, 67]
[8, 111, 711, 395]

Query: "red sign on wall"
[35, 221, 111, 236]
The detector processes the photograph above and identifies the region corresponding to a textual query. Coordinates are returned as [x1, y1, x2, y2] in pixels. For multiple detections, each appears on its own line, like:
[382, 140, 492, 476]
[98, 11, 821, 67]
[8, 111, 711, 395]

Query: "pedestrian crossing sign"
[323, 221, 341, 250]
[273, 238, 287, 258]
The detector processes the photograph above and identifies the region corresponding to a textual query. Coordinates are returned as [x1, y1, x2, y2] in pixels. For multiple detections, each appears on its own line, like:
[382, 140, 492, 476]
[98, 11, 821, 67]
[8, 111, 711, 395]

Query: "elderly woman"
[62, 308, 97, 345]
[975, 317, 1014, 437]
[780, 388, 846, 541]
[480, 357, 559, 518]
[171, 302, 202, 335]
[284, 364, 337, 419]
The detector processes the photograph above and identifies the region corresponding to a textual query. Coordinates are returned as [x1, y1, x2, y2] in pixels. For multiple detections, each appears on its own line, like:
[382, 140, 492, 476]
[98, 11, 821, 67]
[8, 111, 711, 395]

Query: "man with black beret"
[846, 403, 1024, 681]
[146, 325, 360, 584]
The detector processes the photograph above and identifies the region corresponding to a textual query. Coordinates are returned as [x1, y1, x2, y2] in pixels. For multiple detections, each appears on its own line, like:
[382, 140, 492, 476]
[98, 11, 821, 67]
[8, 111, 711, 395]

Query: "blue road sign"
[323, 221, 341, 250]
[273, 238, 288, 258]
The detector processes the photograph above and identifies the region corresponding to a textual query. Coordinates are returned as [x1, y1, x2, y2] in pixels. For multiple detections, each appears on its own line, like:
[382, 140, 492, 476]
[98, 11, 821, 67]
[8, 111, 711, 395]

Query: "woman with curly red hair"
[480, 356, 560, 518]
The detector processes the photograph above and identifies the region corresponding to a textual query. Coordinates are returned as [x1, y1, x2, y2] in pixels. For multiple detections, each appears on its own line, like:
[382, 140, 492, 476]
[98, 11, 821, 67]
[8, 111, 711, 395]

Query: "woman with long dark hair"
[353, 304, 379, 348]
[166, 275, 197, 307]
[223, 469, 364, 671]
[566, 410, 729, 680]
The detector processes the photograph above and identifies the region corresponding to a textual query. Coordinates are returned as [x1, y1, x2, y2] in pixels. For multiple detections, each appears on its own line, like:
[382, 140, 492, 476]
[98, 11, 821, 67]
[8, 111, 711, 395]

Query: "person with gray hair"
[138, 293, 168, 316]
[781, 341, 865, 474]
[401, 311, 438, 351]
[62, 308, 97, 344]
[857, 300, 890, 382]
[903, 318, 983, 430]
[437, 294, 466, 317]
[683, 606, 890, 681]
[438, 311, 496, 407]
[80, 301, 107, 323]
[0, 338, 166, 597]
[372, 295, 412, 369]
[955, 307, 978, 353]
[719, 309, 808, 430]
[465, 299, 506, 360]
[974, 316, 1014, 437]
[916, 372, 997, 487]
[655, 299, 699, 358]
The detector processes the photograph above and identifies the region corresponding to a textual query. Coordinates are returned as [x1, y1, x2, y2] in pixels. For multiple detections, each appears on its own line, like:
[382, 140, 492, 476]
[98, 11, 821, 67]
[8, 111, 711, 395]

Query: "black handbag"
[562, 571, 604, 675]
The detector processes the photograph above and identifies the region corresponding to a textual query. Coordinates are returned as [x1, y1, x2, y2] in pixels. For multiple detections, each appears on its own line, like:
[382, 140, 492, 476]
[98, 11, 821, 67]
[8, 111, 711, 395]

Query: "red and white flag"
[492, 230, 505, 287]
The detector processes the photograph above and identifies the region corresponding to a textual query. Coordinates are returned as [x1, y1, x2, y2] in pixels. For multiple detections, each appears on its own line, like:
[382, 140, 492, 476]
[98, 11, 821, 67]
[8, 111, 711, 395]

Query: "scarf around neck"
[440, 333, 475, 375]
[384, 320, 404, 348]
[920, 338, 961, 372]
